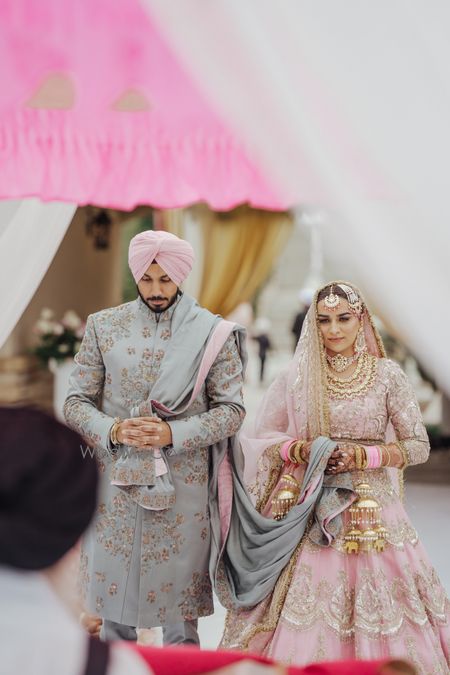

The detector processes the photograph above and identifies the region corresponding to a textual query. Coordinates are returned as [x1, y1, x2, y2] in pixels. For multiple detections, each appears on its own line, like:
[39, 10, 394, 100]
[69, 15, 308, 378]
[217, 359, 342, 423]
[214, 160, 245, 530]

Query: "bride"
[219, 282, 449, 674]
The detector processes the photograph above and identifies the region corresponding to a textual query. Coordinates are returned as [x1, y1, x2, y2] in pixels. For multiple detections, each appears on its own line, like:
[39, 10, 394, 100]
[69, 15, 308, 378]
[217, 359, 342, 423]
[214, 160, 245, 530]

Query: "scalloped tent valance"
[0, 0, 284, 211]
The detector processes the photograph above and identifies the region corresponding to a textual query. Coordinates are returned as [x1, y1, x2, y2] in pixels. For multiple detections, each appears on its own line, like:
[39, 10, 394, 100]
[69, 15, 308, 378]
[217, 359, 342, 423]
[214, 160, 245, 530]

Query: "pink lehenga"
[220, 282, 450, 674]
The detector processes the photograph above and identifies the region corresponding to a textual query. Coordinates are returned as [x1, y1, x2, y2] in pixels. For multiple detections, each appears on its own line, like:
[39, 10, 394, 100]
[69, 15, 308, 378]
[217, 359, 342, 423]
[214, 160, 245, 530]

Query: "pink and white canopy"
[0, 0, 283, 350]
[0, 0, 282, 211]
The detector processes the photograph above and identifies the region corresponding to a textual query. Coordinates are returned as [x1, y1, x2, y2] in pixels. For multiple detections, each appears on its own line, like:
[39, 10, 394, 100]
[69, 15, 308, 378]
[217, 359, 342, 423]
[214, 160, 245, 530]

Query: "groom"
[64, 229, 246, 646]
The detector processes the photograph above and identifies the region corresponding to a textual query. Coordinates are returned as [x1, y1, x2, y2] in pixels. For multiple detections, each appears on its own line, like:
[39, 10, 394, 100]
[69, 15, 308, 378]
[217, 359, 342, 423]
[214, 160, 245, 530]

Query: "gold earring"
[355, 325, 366, 354]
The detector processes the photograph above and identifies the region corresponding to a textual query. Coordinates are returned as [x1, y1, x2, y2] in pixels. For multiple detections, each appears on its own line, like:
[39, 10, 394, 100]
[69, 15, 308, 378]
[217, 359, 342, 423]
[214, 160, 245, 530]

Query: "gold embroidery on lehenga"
[280, 566, 354, 641]
[277, 561, 449, 643]
[403, 634, 448, 675]
[388, 520, 419, 548]
[312, 632, 327, 663]
[405, 636, 434, 675]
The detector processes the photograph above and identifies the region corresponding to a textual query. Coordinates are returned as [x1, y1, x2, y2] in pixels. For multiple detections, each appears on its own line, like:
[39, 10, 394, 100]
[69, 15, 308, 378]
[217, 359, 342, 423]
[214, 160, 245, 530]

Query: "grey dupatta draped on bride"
[209, 436, 355, 609]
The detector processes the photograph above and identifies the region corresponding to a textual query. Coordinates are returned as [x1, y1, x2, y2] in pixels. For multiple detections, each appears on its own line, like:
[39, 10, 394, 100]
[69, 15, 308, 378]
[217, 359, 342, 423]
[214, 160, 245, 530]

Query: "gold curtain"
[158, 207, 185, 237]
[198, 205, 293, 317]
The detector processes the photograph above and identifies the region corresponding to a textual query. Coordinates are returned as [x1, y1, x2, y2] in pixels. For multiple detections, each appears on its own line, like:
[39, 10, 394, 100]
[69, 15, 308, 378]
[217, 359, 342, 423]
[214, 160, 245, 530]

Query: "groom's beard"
[138, 287, 180, 313]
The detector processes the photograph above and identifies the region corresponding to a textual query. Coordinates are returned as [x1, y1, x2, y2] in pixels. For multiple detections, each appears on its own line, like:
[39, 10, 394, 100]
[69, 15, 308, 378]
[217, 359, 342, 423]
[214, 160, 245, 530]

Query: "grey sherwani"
[64, 294, 245, 628]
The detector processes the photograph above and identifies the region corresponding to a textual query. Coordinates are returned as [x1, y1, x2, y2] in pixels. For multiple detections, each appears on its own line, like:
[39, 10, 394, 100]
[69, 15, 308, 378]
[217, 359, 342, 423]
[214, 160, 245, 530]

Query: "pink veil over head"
[242, 281, 386, 487]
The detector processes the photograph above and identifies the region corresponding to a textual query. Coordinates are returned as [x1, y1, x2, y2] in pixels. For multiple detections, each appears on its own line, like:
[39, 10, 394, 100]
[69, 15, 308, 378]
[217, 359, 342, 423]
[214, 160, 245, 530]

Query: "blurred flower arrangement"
[32, 308, 85, 367]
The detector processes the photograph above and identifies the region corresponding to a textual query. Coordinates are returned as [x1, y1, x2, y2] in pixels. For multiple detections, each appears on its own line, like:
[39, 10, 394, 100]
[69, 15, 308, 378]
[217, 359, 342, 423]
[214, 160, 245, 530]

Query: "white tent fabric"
[0, 200, 76, 350]
[147, 0, 450, 393]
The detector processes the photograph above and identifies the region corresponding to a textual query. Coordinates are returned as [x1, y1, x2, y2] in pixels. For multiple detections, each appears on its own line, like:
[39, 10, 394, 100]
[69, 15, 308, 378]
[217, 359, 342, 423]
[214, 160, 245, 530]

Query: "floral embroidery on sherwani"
[178, 572, 214, 620]
[64, 296, 245, 628]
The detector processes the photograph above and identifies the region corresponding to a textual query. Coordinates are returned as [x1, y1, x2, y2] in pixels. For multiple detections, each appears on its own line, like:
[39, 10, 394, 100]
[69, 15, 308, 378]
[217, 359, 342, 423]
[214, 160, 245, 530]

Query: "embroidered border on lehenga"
[221, 522, 311, 651]
[279, 560, 449, 641]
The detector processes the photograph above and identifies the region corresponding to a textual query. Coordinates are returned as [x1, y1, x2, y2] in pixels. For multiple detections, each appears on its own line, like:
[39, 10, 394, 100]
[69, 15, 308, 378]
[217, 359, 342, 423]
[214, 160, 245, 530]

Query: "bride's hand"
[325, 444, 357, 474]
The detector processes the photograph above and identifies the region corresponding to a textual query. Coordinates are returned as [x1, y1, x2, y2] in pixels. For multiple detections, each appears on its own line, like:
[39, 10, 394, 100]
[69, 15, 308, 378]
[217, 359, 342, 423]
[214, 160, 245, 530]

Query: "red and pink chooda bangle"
[366, 445, 382, 469]
[280, 440, 294, 462]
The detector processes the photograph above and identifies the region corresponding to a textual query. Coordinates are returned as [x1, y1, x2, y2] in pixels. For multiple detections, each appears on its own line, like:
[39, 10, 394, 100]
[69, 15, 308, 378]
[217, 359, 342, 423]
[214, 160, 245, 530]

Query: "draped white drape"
[147, 0, 450, 393]
[0, 200, 76, 350]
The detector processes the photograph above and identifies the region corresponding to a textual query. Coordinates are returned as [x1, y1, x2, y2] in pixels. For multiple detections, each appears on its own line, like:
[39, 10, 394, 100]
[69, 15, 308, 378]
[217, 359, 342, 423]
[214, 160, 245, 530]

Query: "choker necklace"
[326, 352, 377, 400]
[327, 351, 360, 373]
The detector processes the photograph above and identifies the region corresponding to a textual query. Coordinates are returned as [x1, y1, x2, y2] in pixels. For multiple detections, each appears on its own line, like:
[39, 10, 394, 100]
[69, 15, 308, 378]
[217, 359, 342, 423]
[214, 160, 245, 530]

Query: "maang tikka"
[323, 283, 363, 315]
[323, 285, 341, 310]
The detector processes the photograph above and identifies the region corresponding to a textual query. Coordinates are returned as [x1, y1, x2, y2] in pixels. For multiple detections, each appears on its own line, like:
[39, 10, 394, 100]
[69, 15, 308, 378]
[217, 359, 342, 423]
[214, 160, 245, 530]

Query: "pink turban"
[128, 230, 195, 286]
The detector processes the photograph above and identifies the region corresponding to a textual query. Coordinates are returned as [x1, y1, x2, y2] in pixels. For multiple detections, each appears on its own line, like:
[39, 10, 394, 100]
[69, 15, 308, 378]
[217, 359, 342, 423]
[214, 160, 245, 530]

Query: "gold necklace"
[326, 351, 360, 373]
[328, 351, 365, 383]
[327, 352, 378, 400]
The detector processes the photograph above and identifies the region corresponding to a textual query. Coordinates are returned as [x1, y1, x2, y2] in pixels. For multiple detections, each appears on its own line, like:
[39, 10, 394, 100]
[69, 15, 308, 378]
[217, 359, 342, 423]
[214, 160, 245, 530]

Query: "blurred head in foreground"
[0, 406, 98, 572]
